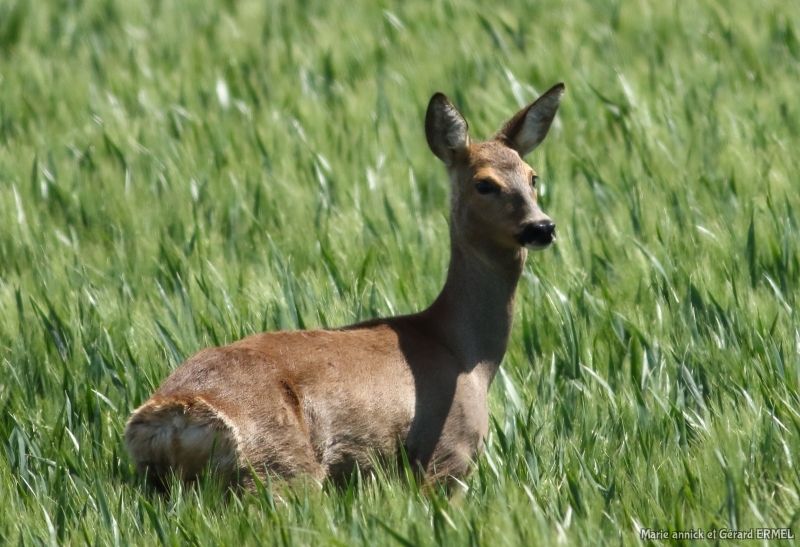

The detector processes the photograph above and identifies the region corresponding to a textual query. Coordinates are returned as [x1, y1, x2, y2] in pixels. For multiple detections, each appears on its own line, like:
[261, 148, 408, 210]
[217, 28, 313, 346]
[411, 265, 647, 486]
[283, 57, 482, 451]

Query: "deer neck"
[422, 237, 525, 385]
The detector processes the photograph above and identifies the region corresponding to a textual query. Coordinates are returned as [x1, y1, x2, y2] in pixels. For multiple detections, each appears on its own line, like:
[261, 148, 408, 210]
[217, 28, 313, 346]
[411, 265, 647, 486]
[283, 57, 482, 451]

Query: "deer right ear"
[425, 93, 469, 166]
[495, 83, 565, 157]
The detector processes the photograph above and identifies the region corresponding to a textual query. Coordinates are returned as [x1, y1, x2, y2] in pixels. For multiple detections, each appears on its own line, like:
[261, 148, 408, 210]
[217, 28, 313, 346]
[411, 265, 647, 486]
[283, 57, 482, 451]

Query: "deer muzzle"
[515, 220, 556, 250]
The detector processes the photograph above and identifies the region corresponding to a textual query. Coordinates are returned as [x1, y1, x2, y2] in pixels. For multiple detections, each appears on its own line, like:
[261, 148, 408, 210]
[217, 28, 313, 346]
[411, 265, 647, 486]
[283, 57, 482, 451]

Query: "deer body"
[125, 83, 565, 488]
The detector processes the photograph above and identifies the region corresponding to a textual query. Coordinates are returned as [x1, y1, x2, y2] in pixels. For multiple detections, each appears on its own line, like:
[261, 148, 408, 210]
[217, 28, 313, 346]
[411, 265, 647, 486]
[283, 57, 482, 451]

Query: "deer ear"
[495, 83, 564, 157]
[425, 93, 469, 166]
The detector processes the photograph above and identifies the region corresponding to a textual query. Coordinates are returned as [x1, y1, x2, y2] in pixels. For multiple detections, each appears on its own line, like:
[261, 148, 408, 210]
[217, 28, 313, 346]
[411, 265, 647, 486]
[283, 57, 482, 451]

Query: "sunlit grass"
[1, 0, 799, 544]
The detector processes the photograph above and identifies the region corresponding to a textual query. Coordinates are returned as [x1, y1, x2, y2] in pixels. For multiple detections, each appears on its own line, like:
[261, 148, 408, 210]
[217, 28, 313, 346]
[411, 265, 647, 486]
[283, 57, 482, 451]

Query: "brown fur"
[125, 84, 565, 488]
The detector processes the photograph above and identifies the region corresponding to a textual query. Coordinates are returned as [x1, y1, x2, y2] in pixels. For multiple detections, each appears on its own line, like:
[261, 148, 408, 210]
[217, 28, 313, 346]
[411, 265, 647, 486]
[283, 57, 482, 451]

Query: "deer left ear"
[495, 83, 564, 157]
[425, 93, 470, 167]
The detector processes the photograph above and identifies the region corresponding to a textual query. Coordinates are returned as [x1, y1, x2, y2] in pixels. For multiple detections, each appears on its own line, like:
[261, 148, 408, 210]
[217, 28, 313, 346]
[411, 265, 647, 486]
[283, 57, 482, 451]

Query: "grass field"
[1, 0, 800, 544]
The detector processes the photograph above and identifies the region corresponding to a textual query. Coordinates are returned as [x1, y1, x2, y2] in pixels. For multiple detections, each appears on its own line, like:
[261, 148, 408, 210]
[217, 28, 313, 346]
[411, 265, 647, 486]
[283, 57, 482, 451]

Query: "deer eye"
[530, 174, 538, 187]
[475, 180, 499, 195]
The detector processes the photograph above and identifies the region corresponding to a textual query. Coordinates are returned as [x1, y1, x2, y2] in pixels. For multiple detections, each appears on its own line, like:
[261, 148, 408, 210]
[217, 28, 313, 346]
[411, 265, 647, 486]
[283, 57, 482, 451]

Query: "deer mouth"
[524, 239, 555, 251]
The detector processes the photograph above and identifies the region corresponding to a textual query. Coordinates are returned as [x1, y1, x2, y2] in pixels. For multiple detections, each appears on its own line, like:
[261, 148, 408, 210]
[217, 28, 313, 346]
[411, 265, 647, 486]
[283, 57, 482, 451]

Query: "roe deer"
[125, 83, 565, 489]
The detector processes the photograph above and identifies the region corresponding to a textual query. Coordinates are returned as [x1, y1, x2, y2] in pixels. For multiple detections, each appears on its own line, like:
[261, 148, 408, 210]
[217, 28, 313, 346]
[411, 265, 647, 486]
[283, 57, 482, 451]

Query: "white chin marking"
[525, 241, 553, 251]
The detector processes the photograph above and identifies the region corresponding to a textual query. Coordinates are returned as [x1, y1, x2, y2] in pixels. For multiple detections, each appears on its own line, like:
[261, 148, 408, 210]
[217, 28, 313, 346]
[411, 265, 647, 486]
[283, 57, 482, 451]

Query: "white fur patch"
[125, 398, 240, 481]
[525, 238, 554, 251]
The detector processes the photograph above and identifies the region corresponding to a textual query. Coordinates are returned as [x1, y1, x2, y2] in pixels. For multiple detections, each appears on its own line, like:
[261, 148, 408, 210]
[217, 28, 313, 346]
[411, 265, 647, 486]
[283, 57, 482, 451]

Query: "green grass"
[1, 0, 799, 544]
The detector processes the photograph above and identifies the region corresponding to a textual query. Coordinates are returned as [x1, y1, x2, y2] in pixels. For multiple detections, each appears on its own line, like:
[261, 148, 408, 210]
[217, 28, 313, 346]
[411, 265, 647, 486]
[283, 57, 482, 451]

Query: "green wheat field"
[1, 0, 799, 544]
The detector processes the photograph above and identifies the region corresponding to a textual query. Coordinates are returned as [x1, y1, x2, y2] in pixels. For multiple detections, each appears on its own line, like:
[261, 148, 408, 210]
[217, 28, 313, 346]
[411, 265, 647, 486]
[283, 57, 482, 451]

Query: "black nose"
[515, 220, 556, 247]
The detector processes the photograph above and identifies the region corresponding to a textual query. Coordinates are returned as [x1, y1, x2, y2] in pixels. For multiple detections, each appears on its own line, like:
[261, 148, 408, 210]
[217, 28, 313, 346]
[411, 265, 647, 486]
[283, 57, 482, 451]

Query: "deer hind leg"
[235, 381, 327, 490]
[124, 397, 240, 488]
